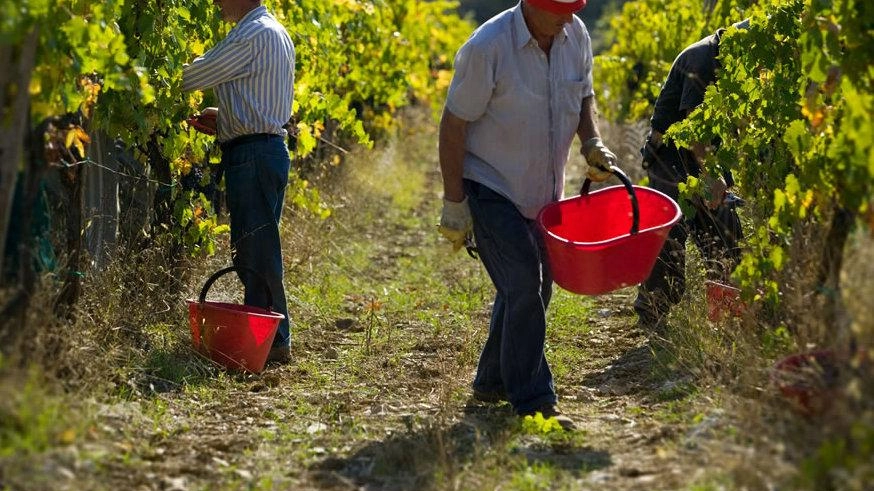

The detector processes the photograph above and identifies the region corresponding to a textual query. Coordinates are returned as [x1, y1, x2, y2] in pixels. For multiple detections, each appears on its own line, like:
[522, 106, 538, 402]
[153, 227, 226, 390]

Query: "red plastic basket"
[187, 266, 284, 373]
[705, 280, 746, 321]
[537, 167, 682, 295]
[770, 350, 842, 416]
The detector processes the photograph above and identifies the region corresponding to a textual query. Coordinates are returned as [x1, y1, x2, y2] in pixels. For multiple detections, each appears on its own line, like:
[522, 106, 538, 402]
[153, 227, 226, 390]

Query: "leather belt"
[220, 133, 281, 152]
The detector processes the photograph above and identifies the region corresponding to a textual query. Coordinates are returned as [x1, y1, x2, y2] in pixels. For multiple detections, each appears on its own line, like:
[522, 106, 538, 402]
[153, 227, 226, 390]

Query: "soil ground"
[1, 116, 789, 491]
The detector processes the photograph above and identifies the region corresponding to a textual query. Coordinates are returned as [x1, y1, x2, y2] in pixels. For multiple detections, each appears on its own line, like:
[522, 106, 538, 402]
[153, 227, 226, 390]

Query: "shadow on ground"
[309, 401, 612, 489]
[581, 341, 657, 394]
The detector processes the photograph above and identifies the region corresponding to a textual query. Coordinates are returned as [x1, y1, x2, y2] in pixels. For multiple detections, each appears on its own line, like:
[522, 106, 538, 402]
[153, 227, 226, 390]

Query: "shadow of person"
[309, 400, 612, 489]
[580, 343, 657, 397]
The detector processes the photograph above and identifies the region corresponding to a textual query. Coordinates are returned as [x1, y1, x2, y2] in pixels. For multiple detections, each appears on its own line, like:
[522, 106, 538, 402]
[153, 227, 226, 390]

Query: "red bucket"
[705, 280, 746, 321]
[187, 266, 284, 373]
[770, 350, 842, 416]
[537, 167, 681, 295]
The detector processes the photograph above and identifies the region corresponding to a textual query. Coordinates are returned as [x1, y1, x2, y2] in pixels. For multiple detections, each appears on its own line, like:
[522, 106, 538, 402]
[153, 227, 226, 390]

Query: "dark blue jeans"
[222, 134, 291, 347]
[634, 159, 742, 324]
[464, 179, 556, 414]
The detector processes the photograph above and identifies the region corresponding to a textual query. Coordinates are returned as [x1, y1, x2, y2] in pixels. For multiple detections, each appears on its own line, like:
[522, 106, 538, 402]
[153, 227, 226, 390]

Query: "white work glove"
[438, 197, 472, 252]
[581, 137, 616, 182]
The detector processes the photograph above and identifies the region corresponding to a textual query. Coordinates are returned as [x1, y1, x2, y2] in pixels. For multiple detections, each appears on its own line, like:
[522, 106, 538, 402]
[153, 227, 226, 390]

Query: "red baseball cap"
[527, 0, 586, 15]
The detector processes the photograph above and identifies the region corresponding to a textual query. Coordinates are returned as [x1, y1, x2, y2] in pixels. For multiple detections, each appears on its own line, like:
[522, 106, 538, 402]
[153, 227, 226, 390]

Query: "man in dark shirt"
[636, 21, 748, 331]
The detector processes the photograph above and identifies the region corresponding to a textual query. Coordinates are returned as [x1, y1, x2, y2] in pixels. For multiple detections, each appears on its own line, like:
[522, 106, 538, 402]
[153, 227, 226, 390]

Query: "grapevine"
[2, 0, 472, 259]
[597, 0, 873, 312]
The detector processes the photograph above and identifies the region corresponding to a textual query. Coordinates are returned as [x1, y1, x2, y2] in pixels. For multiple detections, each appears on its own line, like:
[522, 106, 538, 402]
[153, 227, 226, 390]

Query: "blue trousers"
[222, 134, 291, 347]
[464, 179, 556, 414]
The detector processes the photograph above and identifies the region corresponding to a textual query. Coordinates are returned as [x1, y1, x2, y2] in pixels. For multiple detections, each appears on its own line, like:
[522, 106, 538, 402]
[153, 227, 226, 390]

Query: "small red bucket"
[187, 266, 284, 373]
[537, 167, 682, 295]
[770, 350, 842, 416]
[705, 280, 746, 321]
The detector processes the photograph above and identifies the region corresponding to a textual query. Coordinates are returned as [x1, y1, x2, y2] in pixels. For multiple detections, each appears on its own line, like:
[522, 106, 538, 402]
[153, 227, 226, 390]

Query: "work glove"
[438, 197, 472, 252]
[581, 137, 616, 182]
[702, 173, 728, 210]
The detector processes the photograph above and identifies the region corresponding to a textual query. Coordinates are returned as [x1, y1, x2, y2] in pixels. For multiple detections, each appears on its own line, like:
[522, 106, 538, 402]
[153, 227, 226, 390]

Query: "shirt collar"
[512, 4, 532, 49]
[238, 5, 266, 25]
[512, 3, 569, 50]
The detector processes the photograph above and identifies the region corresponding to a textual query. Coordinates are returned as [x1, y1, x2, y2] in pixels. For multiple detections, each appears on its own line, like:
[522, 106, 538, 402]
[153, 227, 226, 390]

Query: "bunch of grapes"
[179, 163, 223, 215]
[179, 164, 204, 191]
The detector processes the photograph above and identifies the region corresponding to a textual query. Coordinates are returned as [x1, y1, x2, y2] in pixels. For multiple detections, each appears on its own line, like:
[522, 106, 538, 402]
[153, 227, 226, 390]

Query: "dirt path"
[14, 119, 736, 491]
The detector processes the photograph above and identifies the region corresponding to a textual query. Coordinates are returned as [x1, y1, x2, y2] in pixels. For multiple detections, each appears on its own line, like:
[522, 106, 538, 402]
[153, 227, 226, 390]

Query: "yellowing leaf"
[64, 129, 76, 150]
[29, 77, 42, 95]
[773, 189, 786, 211]
[58, 428, 77, 445]
[190, 39, 206, 57]
[770, 246, 785, 270]
[75, 127, 91, 144]
[784, 174, 800, 200]
[295, 122, 317, 156]
[801, 190, 814, 209]
[64, 126, 91, 158]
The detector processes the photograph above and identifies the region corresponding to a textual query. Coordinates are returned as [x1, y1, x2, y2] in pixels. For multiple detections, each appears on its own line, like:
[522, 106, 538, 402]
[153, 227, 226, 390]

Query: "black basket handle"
[197, 265, 275, 311]
[580, 165, 640, 235]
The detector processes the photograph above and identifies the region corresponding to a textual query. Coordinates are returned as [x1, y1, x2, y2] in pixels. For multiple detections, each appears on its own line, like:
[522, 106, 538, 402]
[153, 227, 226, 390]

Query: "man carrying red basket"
[437, 0, 618, 430]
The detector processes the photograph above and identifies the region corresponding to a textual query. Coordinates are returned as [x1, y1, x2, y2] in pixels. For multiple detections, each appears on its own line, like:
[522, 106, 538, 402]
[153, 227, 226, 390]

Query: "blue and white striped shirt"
[183, 6, 295, 142]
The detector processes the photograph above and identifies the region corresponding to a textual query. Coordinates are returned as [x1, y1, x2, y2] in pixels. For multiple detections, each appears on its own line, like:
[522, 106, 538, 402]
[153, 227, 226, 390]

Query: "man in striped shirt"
[183, 0, 295, 364]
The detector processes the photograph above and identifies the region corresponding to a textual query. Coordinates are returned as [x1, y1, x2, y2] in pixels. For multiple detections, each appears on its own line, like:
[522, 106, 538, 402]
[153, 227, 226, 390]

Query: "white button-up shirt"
[183, 6, 295, 142]
[446, 3, 594, 218]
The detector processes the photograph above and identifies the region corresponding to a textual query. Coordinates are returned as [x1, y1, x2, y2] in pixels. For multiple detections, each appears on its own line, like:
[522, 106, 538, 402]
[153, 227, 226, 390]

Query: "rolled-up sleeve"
[445, 43, 494, 122]
[182, 37, 253, 92]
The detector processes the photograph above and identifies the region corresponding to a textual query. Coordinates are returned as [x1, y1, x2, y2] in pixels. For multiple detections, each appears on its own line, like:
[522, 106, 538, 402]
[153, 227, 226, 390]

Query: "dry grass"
[658, 206, 874, 489]
[598, 118, 874, 489]
[0, 111, 872, 490]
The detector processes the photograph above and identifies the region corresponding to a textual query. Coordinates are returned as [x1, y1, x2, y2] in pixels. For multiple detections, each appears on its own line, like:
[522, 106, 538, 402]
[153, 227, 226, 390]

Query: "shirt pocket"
[558, 80, 586, 118]
[556, 79, 585, 143]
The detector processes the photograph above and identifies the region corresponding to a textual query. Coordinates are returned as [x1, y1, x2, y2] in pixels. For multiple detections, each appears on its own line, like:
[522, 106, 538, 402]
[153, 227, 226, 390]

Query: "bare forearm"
[576, 95, 601, 142]
[439, 109, 468, 202]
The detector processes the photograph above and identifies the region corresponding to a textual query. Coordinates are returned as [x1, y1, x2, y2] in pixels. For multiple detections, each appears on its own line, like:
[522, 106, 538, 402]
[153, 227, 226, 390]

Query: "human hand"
[187, 107, 218, 135]
[581, 137, 616, 182]
[437, 197, 472, 252]
[703, 174, 728, 210]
